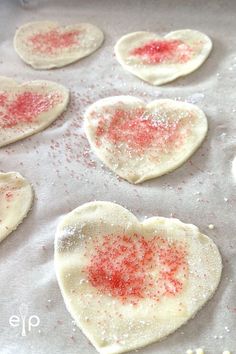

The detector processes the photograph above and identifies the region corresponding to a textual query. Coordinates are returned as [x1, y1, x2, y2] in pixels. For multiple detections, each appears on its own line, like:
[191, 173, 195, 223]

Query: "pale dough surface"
[14, 21, 104, 69]
[0, 76, 69, 147]
[115, 30, 212, 85]
[84, 96, 208, 184]
[0, 172, 33, 243]
[55, 201, 222, 354]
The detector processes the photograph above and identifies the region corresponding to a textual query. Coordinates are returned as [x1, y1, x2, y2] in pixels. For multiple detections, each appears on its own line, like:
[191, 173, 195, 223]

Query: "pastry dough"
[0, 76, 69, 147]
[14, 21, 104, 69]
[0, 172, 33, 243]
[115, 30, 212, 85]
[55, 201, 222, 354]
[84, 96, 208, 183]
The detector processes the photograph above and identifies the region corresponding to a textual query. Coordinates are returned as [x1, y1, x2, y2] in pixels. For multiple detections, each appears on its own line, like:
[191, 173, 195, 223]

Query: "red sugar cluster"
[87, 233, 188, 303]
[0, 91, 61, 128]
[28, 29, 80, 55]
[0, 185, 17, 202]
[4, 191, 14, 200]
[96, 108, 183, 153]
[131, 39, 191, 64]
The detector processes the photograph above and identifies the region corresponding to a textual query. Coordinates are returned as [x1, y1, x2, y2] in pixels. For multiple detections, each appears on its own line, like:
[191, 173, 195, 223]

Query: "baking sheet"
[0, 0, 235, 353]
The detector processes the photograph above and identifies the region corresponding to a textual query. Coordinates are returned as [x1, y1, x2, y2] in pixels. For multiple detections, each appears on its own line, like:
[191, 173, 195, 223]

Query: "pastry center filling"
[87, 233, 188, 303]
[28, 29, 80, 54]
[130, 39, 192, 64]
[0, 91, 61, 128]
[96, 108, 188, 153]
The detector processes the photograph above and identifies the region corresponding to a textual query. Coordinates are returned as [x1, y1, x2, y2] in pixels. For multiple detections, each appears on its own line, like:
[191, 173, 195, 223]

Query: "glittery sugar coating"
[130, 39, 192, 64]
[28, 29, 81, 55]
[96, 108, 186, 154]
[87, 233, 188, 303]
[0, 91, 62, 128]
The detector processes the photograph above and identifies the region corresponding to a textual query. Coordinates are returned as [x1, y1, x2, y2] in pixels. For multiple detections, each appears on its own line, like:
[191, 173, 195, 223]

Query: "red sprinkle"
[0, 94, 7, 105]
[0, 91, 61, 128]
[87, 234, 188, 303]
[96, 109, 184, 153]
[130, 39, 192, 64]
[5, 191, 13, 200]
[28, 29, 80, 55]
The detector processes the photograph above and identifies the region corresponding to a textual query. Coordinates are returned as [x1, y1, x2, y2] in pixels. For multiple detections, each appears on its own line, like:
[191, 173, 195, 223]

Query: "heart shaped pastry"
[115, 30, 212, 85]
[0, 172, 33, 243]
[84, 96, 208, 183]
[55, 201, 222, 354]
[14, 21, 104, 69]
[0, 76, 69, 147]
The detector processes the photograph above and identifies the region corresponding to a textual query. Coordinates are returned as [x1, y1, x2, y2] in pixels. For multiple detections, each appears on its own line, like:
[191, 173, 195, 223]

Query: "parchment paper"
[0, 0, 235, 353]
